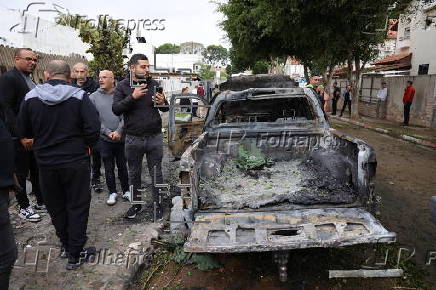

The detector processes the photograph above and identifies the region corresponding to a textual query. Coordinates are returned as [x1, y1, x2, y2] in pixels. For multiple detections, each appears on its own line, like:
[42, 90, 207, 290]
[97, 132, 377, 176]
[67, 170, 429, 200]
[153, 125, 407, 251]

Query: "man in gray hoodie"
[90, 70, 129, 206]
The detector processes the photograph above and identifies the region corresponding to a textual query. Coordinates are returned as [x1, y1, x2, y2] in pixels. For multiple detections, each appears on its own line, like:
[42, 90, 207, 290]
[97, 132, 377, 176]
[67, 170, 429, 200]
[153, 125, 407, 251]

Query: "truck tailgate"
[184, 208, 396, 253]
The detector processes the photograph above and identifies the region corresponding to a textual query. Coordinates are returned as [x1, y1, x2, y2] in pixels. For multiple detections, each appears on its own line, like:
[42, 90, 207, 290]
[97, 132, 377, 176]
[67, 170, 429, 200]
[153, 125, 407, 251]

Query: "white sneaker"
[122, 191, 131, 202]
[106, 193, 118, 206]
[34, 203, 47, 212]
[18, 207, 42, 222]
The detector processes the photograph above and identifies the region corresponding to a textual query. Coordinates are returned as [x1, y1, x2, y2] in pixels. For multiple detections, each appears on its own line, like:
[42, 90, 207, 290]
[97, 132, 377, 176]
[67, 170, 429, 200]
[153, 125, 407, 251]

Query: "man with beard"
[0, 48, 44, 222]
[112, 54, 169, 220]
[72, 62, 102, 192]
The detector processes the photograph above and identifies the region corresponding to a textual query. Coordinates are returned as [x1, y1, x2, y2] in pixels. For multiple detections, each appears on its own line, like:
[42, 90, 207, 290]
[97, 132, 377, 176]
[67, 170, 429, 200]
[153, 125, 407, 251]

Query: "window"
[404, 27, 411, 39]
[418, 64, 429, 75]
[214, 97, 315, 124]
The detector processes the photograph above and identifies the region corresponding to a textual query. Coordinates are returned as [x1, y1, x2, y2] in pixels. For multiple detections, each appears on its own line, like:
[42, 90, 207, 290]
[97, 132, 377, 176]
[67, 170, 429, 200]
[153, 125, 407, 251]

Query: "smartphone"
[156, 86, 163, 94]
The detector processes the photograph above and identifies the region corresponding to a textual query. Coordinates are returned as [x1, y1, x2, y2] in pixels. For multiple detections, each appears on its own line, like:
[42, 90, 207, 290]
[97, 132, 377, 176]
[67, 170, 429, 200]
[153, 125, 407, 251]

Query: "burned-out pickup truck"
[168, 77, 396, 281]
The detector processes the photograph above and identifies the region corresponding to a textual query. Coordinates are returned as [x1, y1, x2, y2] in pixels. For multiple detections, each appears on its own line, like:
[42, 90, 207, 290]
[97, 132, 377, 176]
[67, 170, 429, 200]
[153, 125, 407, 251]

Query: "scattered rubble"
[199, 154, 356, 209]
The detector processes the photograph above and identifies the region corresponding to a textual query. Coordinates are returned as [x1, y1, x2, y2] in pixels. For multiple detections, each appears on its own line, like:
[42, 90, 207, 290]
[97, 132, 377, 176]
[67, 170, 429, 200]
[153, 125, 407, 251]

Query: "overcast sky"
[0, 0, 230, 48]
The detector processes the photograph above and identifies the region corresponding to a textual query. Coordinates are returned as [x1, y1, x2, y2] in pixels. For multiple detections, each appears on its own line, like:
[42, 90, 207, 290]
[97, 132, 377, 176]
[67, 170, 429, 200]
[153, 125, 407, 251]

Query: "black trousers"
[332, 98, 338, 115]
[91, 146, 102, 183]
[340, 98, 351, 116]
[403, 103, 412, 125]
[125, 134, 164, 207]
[39, 160, 91, 258]
[0, 189, 17, 290]
[99, 140, 129, 193]
[14, 141, 44, 208]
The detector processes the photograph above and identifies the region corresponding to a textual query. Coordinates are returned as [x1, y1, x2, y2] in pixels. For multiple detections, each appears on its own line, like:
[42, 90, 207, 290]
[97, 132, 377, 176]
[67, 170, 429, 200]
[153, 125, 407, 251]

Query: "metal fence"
[359, 74, 384, 103]
[0, 45, 87, 83]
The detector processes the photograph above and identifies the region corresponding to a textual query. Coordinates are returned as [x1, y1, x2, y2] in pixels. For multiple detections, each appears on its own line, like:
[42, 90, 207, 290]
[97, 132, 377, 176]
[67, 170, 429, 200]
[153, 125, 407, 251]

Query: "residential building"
[396, 1, 436, 75]
[0, 7, 90, 58]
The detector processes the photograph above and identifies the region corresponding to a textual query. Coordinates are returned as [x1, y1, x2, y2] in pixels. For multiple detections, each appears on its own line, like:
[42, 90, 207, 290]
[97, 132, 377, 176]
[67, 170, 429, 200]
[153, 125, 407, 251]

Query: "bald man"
[72, 63, 102, 192]
[71, 63, 99, 94]
[17, 60, 100, 270]
[90, 70, 129, 206]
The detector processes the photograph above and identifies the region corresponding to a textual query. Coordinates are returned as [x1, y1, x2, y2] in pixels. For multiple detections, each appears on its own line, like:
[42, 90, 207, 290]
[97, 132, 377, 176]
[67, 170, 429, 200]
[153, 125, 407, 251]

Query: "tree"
[252, 61, 269, 74]
[198, 64, 215, 80]
[155, 43, 180, 54]
[202, 45, 229, 67]
[180, 42, 205, 54]
[56, 13, 127, 78]
[219, 0, 416, 119]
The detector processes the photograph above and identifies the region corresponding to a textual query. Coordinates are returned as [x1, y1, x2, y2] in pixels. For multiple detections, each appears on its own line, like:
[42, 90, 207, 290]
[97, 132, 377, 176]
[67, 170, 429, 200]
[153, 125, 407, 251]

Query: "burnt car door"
[168, 94, 210, 158]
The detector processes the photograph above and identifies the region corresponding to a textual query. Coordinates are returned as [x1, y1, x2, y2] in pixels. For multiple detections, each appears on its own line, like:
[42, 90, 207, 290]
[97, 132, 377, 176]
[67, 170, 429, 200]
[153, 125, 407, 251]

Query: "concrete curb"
[330, 116, 436, 149]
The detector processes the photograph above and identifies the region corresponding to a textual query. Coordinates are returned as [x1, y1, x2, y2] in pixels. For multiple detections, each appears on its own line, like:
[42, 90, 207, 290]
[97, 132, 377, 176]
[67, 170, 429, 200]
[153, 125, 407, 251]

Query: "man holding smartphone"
[112, 54, 168, 220]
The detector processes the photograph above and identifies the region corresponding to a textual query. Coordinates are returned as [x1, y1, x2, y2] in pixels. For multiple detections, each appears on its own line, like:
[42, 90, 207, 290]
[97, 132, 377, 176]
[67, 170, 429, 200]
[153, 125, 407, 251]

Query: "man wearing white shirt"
[376, 81, 388, 118]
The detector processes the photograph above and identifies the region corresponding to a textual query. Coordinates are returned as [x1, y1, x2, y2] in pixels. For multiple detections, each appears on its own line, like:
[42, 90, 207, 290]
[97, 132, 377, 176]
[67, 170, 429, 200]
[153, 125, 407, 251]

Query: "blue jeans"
[99, 140, 129, 193]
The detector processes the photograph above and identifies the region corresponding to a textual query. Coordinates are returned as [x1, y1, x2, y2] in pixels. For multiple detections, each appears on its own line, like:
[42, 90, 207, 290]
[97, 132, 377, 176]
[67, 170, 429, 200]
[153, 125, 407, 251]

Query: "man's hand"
[132, 87, 147, 99]
[154, 92, 167, 105]
[10, 174, 23, 194]
[112, 131, 122, 141]
[20, 138, 33, 151]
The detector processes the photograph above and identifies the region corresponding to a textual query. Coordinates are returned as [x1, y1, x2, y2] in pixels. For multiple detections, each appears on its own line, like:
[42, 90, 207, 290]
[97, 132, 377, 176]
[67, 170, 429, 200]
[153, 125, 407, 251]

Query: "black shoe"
[66, 247, 96, 270]
[60, 245, 68, 259]
[171, 157, 181, 162]
[92, 180, 103, 193]
[125, 205, 143, 219]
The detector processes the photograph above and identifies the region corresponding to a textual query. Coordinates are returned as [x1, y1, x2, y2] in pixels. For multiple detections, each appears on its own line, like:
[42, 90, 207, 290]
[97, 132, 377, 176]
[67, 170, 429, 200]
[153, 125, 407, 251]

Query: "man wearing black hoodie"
[112, 54, 168, 220]
[0, 116, 18, 290]
[17, 60, 100, 270]
[72, 62, 102, 192]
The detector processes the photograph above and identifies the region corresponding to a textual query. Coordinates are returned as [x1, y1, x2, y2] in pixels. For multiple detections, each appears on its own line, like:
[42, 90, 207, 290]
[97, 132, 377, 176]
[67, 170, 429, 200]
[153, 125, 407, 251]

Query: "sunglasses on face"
[17, 57, 38, 63]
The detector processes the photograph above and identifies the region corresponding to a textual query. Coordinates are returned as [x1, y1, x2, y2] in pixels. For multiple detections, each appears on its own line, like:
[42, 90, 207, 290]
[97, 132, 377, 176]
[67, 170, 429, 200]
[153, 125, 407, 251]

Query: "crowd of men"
[0, 48, 169, 287]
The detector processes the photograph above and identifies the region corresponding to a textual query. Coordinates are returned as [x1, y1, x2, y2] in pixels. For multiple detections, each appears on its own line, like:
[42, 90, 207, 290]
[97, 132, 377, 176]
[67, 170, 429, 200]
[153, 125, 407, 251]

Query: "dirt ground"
[134, 119, 436, 290]
[333, 120, 436, 276]
[8, 144, 179, 290]
[8, 118, 436, 289]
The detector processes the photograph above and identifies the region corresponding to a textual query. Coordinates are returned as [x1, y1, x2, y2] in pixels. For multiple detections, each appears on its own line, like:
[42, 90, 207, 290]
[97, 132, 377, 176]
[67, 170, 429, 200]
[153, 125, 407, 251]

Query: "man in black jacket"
[331, 82, 341, 116]
[72, 62, 102, 192]
[17, 60, 100, 270]
[112, 54, 168, 220]
[0, 116, 18, 290]
[0, 48, 43, 222]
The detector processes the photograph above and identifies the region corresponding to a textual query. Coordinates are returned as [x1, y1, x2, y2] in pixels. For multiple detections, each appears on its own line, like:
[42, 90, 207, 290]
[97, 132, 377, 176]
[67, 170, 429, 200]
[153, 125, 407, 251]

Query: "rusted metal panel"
[184, 208, 395, 253]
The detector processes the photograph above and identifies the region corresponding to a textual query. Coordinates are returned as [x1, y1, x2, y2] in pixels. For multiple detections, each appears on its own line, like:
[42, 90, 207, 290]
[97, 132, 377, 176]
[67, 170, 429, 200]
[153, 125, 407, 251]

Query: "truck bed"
[199, 155, 356, 209]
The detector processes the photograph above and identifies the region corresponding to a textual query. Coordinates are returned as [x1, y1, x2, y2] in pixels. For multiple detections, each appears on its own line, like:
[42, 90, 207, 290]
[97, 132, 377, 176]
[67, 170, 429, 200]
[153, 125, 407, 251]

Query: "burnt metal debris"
[168, 81, 396, 282]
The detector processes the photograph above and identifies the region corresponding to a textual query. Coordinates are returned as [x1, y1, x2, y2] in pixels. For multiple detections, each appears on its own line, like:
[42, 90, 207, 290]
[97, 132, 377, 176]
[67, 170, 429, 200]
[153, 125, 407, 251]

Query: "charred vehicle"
[167, 76, 396, 281]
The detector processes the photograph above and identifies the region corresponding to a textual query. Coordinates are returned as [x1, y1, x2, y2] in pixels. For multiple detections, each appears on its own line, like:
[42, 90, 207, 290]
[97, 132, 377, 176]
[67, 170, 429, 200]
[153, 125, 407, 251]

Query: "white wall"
[396, 2, 436, 75]
[410, 26, 436, 75]
[0, 7, 90, 58]
[155, 54, 203, 73]
[0, 8, 23, 47]
[377, 38, 396, 59]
